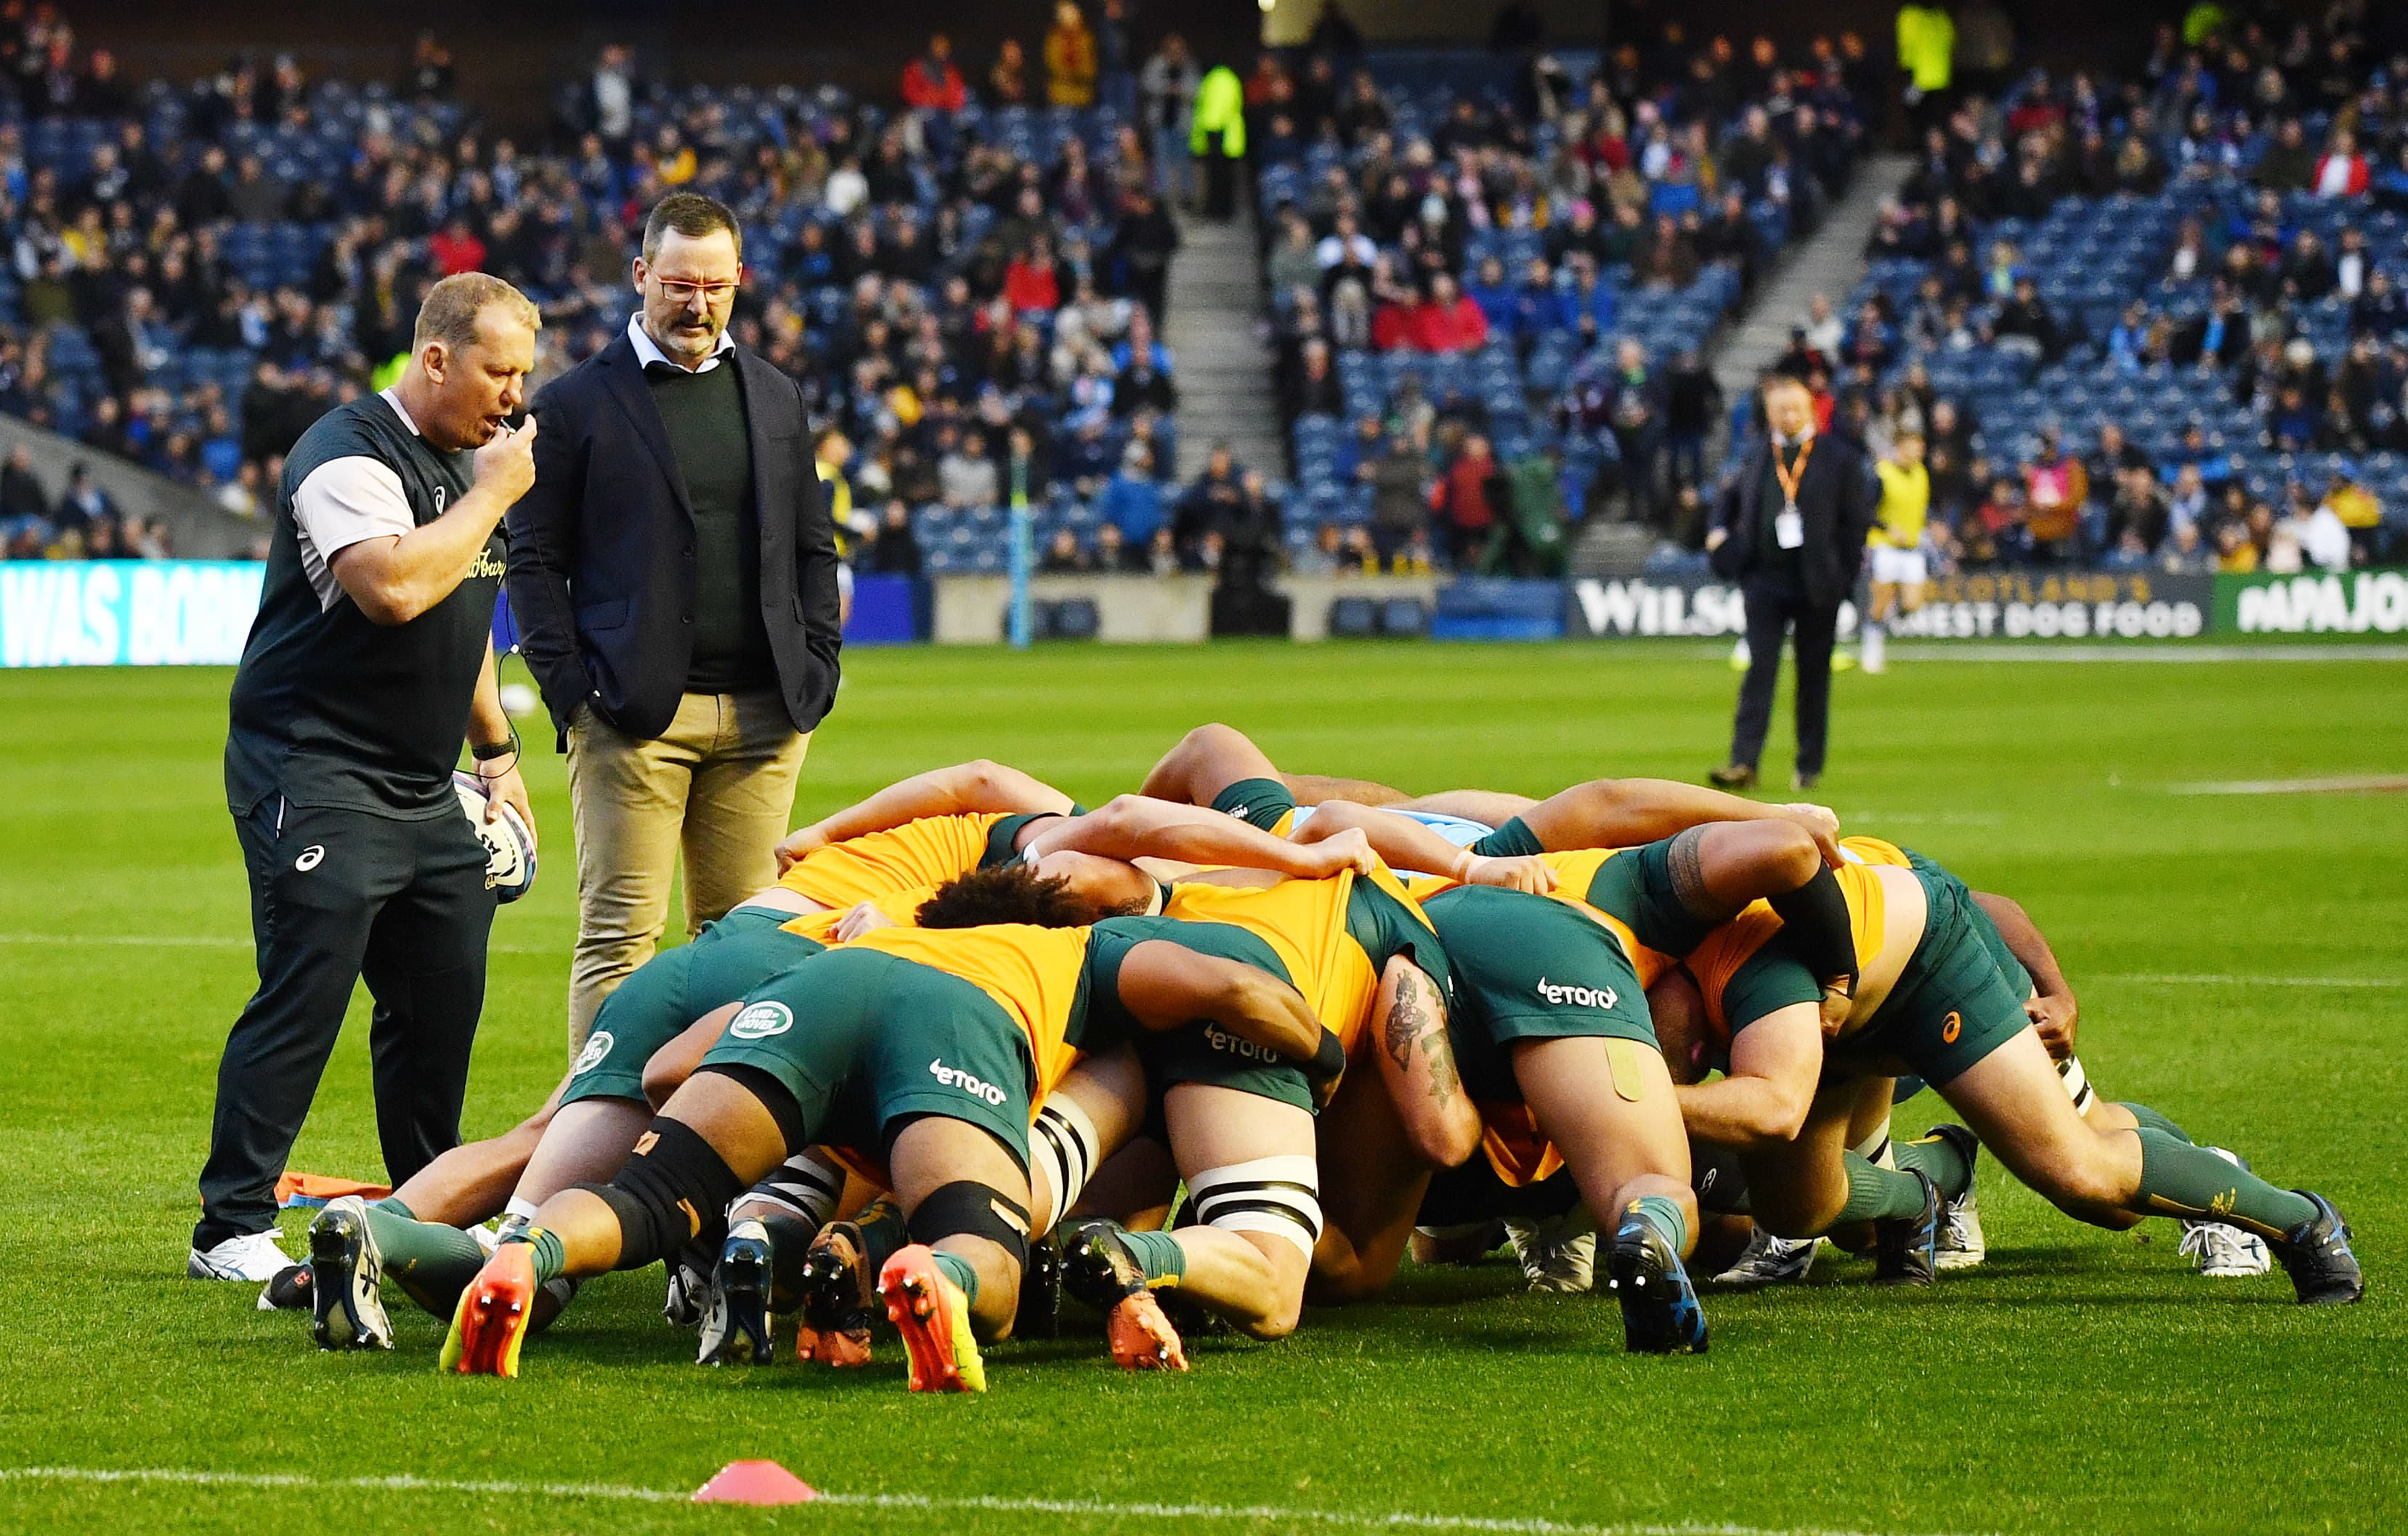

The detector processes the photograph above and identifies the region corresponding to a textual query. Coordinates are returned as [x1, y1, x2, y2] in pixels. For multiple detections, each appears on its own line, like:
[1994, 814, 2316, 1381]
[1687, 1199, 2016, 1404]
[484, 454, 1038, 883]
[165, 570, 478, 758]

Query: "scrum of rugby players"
[279, 723, 2363, 1391]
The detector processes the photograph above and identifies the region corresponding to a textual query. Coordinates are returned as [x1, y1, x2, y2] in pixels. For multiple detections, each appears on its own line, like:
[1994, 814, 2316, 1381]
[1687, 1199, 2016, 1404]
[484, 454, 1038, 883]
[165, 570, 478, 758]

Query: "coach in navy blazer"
[506, 317, 840, 747]
[505, 192, 841, 1048]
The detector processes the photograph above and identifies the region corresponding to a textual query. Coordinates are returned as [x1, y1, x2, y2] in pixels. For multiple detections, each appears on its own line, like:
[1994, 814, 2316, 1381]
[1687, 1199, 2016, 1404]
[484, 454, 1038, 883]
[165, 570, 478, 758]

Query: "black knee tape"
[586, 1119, 745, 1272]
[908, 1180, 1031, 1272]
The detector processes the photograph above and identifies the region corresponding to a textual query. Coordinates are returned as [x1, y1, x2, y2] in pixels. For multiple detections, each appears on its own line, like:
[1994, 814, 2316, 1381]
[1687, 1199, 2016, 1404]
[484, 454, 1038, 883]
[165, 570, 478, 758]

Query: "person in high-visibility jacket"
[1191, 63, 1245, 221]
[1894, 4, 1954, 132]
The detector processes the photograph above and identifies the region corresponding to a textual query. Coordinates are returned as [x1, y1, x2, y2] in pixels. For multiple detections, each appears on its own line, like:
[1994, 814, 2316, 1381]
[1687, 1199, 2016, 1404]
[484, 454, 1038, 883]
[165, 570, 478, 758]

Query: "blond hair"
[412, 272, 540, 354]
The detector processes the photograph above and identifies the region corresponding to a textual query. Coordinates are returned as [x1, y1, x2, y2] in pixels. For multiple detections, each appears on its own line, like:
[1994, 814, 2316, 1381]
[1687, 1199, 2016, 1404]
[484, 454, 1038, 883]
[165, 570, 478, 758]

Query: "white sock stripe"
[1849, 1121, 1892, 1166]
[740, 1151, 844, 1226]
[1207, 1211, 1321, 1261]
[501, 1195, 540, 1223]
[1186, 1154, 1319, 1196]
[1037, 1100, 1098, 1185]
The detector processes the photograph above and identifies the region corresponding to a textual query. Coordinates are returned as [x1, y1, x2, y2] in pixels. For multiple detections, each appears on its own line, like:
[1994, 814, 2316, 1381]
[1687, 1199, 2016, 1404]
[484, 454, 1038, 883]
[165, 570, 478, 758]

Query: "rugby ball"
[453, 771, 538, 903]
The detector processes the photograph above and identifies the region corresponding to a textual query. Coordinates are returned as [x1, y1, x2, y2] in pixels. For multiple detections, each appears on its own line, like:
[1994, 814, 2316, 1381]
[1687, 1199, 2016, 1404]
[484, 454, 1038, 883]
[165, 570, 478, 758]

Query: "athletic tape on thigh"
[909, 1179, 1032, 1271]
[1029, 1097, 1102, 1229]
[739, 1148, 844, 1227]
[1187, 1154, 1323, 1261]
[1851, 1121, 1896, 1170]
[2059, 1055, 2096, 1113]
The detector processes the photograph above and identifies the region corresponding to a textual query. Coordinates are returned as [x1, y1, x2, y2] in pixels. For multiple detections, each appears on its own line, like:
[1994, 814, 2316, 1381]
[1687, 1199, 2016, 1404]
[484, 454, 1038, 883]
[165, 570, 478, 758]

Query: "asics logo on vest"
[1203, 1024, 1279, 1062]
[929, 1058, 1008, 1105]
[572, 1030, 614, 1074]
[727, 1001, 794, 1040]
[1536, 975, 1618, 1009]
[294, 845, 325, 871]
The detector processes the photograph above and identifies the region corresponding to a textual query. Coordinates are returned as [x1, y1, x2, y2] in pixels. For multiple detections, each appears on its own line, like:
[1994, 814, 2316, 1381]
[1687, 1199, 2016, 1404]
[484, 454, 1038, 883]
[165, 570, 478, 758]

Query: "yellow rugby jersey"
[1411, 848, 1680, 989]
[846, 923, 1095, 1103]
[1685, 836, 1908, 1036]
[777, 813, 1019, 909]
[1871, 460, 1929, 550]
[777, 884, 936, 944]
[1163, 862, 1438, 1053]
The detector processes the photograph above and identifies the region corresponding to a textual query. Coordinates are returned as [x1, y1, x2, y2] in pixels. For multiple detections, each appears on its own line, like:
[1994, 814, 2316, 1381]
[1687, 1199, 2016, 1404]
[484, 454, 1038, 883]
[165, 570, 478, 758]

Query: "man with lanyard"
[1706, 373, 1877, 792]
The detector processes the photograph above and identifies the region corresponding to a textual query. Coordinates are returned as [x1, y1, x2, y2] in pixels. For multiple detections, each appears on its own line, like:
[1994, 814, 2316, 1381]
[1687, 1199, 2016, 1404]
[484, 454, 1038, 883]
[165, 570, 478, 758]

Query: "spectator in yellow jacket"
[1045, 3, 1098, 107]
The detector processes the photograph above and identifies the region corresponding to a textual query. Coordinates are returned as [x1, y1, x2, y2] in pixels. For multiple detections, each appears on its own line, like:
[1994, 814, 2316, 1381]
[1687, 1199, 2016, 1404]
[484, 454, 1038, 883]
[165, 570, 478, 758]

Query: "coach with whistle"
[1706, 373, 1876, 792]
[506, 192, 842, 1052]
[192, 273, 543, 1283]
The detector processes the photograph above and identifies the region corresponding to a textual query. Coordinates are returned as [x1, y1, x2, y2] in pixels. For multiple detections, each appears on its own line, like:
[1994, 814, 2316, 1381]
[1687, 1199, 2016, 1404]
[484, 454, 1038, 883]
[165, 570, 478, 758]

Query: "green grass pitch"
[1, 641, 2402, 1535]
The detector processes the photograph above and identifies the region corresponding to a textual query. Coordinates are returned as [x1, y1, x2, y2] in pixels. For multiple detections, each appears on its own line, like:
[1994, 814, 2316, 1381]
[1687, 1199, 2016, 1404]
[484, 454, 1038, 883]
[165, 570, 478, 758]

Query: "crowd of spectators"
[1773, 1, 2405, 579]
[0, 7, 1198, 574]
[1257, 13, 1870, 574]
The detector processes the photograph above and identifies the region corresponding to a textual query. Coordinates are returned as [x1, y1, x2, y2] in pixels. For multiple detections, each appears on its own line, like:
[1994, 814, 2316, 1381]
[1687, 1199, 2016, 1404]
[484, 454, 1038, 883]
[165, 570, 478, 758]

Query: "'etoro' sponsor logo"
[1536, 975, 1618, 1009]
[727, 1001, 794, 1041]
[572, 1030, 614, 1073]
[930, 1057, 1008, 1105]
[1203, 1023, 1280, 1062]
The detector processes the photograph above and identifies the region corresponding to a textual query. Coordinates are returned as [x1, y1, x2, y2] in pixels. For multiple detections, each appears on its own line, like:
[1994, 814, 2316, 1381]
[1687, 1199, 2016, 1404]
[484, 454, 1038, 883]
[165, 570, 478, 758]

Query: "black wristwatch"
[471, 727, 522, 763]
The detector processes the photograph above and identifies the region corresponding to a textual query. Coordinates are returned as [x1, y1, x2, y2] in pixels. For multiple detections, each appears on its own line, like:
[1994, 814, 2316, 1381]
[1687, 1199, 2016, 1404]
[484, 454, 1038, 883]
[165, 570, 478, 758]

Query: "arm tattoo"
[1667, 826, 1738, 922]
[1383, 970, 1421, 1071]
[1418, 1028, 1461, 1102]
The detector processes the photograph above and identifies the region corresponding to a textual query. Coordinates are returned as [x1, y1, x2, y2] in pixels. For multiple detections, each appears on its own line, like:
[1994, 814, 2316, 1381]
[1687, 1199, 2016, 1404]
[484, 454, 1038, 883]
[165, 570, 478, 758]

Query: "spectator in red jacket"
[901, 34, 968, 113]
[1433, 432, 1504, 567]
[1002, 236, 1063, 313]
[1414, 272, 1491, 353]
[426, 216, 485, 276]
[2313, 128, 2370, 197]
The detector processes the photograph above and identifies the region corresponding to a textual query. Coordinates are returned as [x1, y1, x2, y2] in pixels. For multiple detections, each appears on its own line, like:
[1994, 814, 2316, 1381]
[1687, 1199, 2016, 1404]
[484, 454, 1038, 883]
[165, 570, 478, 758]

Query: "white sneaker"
[187, 1229, 294, 1281]
[2178, 1148, 2272, 1277]
[1711, 1228, 1820, 1286]
[1935, 1184, 1987, 1270]
[2180, 1221, 2271, 1276]
[1504, 1208, 1597, 1293]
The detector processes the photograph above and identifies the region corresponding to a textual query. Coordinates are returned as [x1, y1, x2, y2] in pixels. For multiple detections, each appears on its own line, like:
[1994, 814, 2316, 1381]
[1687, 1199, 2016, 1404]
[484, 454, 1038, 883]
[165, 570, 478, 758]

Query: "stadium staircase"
[1566, 152, 1913, 577]
[1164, 208, 1287, 480]
[1708, 151, 1917, 400]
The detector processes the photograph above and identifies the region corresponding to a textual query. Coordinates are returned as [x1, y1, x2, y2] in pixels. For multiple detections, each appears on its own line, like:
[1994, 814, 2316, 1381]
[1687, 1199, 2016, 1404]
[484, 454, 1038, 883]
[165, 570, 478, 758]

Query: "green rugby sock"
[1629, 1193, 1690, 1255]
[858, 1195, 909, 1272]
[1836, 1153, 1932, 1223]
[2134, 1129, 2315, 1238]
[1122, 1227, 1189, 1286]
[2119, 1102, 2192, 1143]
[1895, 1131, 1975, 1200]
[361, 1203, 490, 1317]
[498, 1227, 567, 1287]
[931, 1249, 981, 1306]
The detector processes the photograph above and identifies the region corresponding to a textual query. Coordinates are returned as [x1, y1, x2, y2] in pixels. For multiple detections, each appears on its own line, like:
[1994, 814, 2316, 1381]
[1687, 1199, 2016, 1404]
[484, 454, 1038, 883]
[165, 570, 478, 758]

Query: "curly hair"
[916, 863, 1097, 930]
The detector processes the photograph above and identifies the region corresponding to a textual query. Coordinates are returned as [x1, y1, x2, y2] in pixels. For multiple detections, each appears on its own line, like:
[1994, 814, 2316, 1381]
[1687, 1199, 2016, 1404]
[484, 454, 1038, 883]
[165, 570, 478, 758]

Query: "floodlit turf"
[1, 641, 2403, 1536]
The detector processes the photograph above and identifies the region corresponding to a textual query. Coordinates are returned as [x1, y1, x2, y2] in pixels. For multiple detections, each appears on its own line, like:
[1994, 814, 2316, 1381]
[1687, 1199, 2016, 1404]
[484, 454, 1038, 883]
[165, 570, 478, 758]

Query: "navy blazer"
[1706, 430, 1879, 609]
[504, 333, 843, 746]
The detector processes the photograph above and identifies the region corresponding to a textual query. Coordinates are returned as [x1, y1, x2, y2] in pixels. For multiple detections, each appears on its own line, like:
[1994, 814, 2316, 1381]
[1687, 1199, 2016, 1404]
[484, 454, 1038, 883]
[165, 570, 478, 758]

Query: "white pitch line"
[0, 1466, 2000, 1536]
[2099, 972, 2404, 988]
[2167, 774, 2408, 796]
[1884, 643, 2408, 662]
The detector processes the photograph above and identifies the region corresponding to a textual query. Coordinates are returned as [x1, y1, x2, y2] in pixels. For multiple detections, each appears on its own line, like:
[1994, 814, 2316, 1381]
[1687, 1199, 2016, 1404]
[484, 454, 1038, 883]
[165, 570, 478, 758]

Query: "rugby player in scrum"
[1655, 838, 2362, 1305]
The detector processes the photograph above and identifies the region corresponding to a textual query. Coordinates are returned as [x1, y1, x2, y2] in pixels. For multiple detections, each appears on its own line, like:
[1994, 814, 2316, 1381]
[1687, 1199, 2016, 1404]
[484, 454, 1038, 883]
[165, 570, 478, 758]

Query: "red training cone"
[693, 1460, 819, 1505]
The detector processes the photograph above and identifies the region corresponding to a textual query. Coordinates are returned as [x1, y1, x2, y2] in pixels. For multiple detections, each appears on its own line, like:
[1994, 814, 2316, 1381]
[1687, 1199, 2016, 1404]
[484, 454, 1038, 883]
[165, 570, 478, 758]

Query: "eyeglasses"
[655, 277, 740, 304]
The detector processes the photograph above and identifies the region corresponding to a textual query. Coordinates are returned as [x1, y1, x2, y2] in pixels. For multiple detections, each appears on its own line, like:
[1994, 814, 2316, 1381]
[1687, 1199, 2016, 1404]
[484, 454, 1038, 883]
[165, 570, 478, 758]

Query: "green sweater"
[646, 359, 771, 693]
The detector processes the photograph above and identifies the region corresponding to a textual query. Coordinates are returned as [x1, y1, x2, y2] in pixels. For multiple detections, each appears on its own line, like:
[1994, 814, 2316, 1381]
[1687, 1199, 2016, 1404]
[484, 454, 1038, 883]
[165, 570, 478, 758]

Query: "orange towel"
[275, 1171, 392, 1208]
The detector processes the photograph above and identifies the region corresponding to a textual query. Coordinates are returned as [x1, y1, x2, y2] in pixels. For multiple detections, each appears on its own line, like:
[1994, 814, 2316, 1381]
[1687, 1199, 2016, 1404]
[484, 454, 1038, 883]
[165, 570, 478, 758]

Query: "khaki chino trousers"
[564, 689, 810, 1049]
